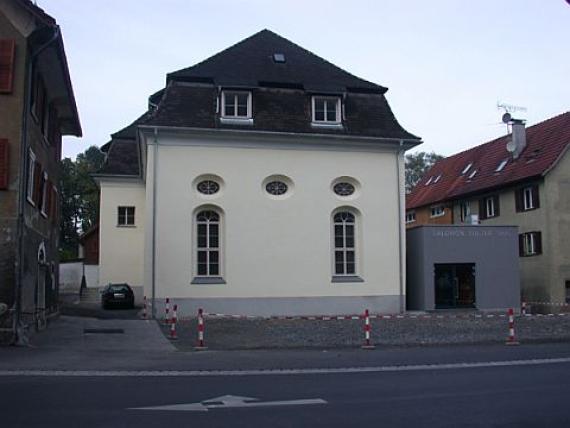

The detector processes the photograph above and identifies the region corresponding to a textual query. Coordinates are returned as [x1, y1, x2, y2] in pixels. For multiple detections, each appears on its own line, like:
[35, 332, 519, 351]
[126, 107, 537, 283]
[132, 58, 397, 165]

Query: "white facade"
[98, 179, 146, 289]
[130, 128, 407, 316]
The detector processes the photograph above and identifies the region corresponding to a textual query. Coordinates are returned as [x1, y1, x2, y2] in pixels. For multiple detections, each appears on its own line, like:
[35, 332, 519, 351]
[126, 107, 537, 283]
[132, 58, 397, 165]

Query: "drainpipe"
[151, 127, 158, 318]
[396, 140, 405, 313]
[13, 27, 61, 345]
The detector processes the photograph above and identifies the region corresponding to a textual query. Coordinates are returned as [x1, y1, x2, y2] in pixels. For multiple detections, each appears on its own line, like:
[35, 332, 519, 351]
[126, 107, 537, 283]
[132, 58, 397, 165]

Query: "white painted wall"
[99, 180, 145, 288]
[59, 263, 100, 291]
[143, 133, 403, 304]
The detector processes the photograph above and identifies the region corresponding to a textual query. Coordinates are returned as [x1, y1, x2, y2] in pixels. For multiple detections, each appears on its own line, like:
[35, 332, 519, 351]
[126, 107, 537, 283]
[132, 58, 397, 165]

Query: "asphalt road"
[2, 353, 570, 427]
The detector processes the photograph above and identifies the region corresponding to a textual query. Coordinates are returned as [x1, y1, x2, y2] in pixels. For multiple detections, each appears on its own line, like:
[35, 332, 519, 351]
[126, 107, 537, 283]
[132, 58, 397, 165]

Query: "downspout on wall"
[151, 127, 158, 318]
[397, 140, 406, 313]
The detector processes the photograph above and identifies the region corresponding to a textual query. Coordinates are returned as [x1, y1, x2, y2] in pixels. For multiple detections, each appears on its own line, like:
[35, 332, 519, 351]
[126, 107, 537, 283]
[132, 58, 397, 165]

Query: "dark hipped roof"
[168, 29, 386, 94]
[407, 112, 570, 209]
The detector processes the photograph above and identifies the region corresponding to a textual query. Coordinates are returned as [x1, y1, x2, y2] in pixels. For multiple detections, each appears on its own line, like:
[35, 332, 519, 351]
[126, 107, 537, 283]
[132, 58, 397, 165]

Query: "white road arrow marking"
[130, 395, 327, 412]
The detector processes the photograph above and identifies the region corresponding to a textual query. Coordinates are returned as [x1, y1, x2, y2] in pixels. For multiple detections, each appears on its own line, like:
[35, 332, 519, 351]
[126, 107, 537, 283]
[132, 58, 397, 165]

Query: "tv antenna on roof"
[497, 101, 527, 114]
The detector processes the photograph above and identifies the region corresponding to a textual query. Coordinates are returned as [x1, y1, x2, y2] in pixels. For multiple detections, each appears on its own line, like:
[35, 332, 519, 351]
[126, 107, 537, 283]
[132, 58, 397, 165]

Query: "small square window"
[430, 205, 445, 218]
[312, 96, 341, 125]
[221, 91, 252, 119]
[273, 53, 286, 63]
[405, 211, 416, 224]
[117, 206, 135, 226]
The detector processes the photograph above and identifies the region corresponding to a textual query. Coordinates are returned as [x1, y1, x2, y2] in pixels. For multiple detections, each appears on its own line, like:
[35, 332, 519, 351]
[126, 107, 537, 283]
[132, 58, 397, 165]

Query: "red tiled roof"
[407, 111, 570, 209]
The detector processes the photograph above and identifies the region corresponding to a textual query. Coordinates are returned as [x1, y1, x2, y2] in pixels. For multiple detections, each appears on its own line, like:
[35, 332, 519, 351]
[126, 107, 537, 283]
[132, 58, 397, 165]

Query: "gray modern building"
[406, 225, 520, 311]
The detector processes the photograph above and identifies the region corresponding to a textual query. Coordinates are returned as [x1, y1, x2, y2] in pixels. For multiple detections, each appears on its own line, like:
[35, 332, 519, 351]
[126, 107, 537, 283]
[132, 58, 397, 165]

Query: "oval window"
[197, 180, 220, 195]
[265, 181, 288, 196]
[333, 182, 355, 196]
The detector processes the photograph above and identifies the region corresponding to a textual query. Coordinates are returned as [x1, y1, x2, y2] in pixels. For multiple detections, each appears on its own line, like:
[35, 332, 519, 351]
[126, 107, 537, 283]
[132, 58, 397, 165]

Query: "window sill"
[40, 210, 48, 218]
[521, 253, 541, 258]
[220, 117, 253, 126]
[26, 196, 35, 207]
[191, 277, 226, 285]
[331, 275, 364, 283]
[116, 224, 136, 228]
[311, 122, 343, 129]
[521, 207, 538, 212]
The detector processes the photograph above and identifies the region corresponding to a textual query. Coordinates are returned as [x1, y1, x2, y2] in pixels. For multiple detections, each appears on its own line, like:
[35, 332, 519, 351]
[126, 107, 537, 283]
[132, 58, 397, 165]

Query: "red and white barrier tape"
[525, 301, 569, 307]
[362, 309, 375, 349]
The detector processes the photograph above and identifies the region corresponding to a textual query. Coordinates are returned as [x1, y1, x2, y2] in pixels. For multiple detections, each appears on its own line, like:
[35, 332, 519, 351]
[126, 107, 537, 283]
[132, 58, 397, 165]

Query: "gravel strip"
[160, 315, 570, 351]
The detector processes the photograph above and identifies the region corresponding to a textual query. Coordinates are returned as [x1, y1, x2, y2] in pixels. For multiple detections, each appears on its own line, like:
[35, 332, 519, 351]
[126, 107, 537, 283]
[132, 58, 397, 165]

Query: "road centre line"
[1, 357, 570, 377]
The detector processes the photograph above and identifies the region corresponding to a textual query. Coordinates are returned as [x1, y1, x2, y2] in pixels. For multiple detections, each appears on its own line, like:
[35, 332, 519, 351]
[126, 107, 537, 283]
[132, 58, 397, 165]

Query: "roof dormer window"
[461, 163, 473, 175]
[468, 169, 477, 180]
[273, 53, 286, 63]
[221, 91, 252, 124]
[312, 96, 341, 126]
[433, 174, 442, 183]
[425, 176, 433, 186]
[495, 159, 508, 172]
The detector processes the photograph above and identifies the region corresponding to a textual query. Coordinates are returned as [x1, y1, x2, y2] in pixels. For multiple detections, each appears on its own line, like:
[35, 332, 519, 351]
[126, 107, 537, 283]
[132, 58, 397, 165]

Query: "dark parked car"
[101, 283, 135, 309]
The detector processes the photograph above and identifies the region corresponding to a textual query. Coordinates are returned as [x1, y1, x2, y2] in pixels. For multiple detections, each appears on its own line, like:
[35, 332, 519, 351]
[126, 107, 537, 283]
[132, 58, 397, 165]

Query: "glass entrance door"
[434, 263, 475, 309]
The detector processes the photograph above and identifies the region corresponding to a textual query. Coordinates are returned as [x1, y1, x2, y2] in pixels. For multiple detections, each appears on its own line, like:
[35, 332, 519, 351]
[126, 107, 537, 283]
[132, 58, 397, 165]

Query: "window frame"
[460, 201, 471, 222]
[192, 209, 224, 282]
[117, 206, 135, 227]
[26, 149, 36, 205]
[485, 197, 495, 218]
[405, 211, 416, 224]
[519, 231, 542, 257]
[331, 210, 360, 279]
[312, 96, 342, 125]
[523, 186, 534, 210]
[40, 171, 48, 217]
[221, 90, 252, 120]
[430, 205, 445, 218]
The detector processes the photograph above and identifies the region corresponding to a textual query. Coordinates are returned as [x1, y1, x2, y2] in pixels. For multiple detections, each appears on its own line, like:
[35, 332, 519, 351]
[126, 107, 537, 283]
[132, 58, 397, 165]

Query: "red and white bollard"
[169, 304, 178, 340]
[521, 301, 527, 316]
[506, 308, 519, 345]
[164, 297, 170, 324]
[361, 309, 375, 350]
[194, 308, 208, 351]
[142, 295, 148, 319]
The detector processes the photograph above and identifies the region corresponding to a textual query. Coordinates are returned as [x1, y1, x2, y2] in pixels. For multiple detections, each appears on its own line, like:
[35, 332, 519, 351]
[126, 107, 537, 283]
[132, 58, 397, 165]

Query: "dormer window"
[468, 169, 477, 180]
[495, 159, 508, 172]
[461, 163, 473, 175]
[221, 91, 252, 122]
[312, 96, 341, 125]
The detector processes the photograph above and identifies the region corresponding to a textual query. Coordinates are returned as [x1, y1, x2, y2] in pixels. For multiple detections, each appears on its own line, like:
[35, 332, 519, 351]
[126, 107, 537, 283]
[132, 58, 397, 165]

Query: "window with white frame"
[405, 211, 416, 224]
[523, 187, 534, 210]
[221, 91, 251, 119]
[460, 201, 470, 222]
[333, 211, 356, 276]
[312, 96, 341, 124]
[486, 197, 496, 218]
[26, 150, 36, 204]
[461, 163, 473, 175]
[195, 210, 221, 277]
[40, 171, 48, 216]
[117, 206, 135, 226]
[520, 231, 542, 257]
[430, 205, 445, 218]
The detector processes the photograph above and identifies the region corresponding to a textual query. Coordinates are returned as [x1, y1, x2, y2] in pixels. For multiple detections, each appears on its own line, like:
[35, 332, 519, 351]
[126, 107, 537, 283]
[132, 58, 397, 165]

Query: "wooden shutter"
[518, 234, 525, 257]
[0, 139, 8, 190]
[515, 188, 523, 212]
[534, 231, 542, 255]
[32, 163, 42, 205]
[532, 185, 540, 209]
[478, 198, 487, 220]
[0, 40, 15, 93]
[493, 195, 500, 217]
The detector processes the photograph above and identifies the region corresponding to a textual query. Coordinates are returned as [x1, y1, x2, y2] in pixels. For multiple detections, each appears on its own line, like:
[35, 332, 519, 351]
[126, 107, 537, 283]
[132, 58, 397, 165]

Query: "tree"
[405, 151, 444, 193]
[59, 146, 105, 260]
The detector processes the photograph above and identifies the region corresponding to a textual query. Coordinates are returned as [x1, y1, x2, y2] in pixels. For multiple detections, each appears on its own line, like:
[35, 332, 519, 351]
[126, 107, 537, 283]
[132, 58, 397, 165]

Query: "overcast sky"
[37, 0, 570, 160]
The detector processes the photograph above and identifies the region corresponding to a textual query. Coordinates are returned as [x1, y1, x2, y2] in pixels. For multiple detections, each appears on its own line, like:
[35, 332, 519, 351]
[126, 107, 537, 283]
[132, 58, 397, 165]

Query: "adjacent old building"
[95, 29, 421, 316]
[406, 112, 570, 305]
[0, 0, 81, 342]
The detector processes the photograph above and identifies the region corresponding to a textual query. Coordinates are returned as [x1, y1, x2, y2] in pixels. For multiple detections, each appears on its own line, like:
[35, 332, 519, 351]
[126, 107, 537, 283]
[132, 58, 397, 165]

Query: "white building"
[95, 30, 421, 316]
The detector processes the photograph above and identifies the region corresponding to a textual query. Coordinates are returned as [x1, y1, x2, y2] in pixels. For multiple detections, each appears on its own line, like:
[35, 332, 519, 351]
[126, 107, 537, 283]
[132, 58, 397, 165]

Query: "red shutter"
[0, 139, 9, 189]
[0, 40, 15, 93]
[33, 163, 42, 205]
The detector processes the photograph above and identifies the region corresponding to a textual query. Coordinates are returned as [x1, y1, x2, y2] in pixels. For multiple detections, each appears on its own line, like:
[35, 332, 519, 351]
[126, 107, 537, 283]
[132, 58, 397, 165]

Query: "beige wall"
[143, 133, 403, 305]
[544, 148, 570, 303]
[98, 180, 145, 288]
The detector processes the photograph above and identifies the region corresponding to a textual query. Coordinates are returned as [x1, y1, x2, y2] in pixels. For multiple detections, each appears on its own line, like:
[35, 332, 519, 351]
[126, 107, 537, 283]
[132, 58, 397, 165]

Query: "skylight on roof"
[468, 169, 477, 179]
[461, 163, 473, 175]
[425, 176, 433, 186]
[273, 53, 286, 63]
[495, 159, 508, 172]
[434, 174, 442, 184]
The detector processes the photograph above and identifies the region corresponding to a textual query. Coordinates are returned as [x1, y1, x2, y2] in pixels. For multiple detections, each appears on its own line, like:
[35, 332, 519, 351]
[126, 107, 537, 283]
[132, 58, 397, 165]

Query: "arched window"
[195, 210, 220, 277]
[333, 211, 356, 275]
